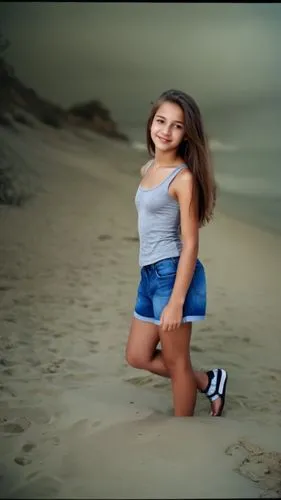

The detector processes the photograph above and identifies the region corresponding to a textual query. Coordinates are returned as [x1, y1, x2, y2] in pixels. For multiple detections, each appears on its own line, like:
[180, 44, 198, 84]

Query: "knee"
[125, 348, 146, 370]
[163, 354, 191, 377]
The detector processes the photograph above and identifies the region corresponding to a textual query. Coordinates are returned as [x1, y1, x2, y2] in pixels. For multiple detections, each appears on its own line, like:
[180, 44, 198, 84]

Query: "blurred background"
[1, 2, 281, 234]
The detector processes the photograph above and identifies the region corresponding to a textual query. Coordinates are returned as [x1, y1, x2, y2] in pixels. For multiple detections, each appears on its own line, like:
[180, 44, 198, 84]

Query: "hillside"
[0, 49, 129, 206]
[0, 56, 128, 141]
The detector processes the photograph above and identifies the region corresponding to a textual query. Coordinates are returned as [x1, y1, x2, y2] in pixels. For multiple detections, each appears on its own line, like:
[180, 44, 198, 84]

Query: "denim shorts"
[133, 257, 206, 325]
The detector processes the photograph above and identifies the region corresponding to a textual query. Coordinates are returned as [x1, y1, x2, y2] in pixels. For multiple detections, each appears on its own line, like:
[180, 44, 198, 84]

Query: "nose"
[162, 126, 171, 137]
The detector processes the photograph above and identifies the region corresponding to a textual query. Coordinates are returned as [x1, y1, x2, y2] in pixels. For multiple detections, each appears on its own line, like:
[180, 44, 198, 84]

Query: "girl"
[126, 89, 228, 417]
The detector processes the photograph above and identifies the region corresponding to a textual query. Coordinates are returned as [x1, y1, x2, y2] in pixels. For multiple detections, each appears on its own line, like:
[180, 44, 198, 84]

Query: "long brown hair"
[146, 89, 216, 226]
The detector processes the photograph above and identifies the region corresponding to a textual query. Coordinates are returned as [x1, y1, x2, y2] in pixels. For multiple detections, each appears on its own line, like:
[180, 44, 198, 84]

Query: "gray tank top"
[135, 161, 187, 267]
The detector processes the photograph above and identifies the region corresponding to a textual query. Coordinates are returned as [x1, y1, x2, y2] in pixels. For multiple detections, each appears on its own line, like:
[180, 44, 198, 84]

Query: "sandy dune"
[0, 123, 280, 498]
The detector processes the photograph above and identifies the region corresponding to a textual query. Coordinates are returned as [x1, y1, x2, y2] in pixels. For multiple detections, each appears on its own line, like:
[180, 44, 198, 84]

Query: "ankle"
[195, 370, 209, 392]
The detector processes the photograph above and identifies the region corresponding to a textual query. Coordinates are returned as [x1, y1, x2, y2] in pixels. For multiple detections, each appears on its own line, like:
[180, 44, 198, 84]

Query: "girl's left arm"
[170, 170, 199, 307]
[160, 170, 199, 332]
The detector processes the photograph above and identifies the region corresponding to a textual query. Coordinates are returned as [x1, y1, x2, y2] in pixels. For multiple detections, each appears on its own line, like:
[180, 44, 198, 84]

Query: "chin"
[153, 138, 176, 152]
[157, 144, 176, 153]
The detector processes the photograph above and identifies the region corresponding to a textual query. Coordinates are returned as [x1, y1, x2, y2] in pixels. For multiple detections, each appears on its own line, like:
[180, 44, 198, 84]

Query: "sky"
[1, 2, 281, 146]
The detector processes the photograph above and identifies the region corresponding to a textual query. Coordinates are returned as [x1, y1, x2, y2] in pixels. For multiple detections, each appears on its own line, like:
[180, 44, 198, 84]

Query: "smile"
[157, 136, 171, 143]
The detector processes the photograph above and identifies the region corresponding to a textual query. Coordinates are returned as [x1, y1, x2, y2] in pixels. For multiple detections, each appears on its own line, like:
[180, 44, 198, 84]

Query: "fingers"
[160, 309, 182, 332]
[160, 321, 181, 332]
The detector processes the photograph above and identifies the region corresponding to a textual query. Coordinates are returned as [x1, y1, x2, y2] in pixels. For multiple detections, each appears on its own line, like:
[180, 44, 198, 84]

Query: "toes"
[211, 397, 222, 417]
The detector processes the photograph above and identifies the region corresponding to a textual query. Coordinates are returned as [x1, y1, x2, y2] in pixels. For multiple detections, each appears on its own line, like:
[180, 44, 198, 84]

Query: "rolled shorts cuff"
[154, 315, 205, 325]
[133, 311, 156, 324]
[134, 311, 205, 325]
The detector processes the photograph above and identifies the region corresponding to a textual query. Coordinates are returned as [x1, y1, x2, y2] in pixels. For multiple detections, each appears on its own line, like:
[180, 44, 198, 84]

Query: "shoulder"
[140, 159, 153, 177]
[173, 166, 193, 191]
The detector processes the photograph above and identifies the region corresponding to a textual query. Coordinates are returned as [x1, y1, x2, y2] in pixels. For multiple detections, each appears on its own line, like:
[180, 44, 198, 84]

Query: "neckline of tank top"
[138, 163, 187, 192]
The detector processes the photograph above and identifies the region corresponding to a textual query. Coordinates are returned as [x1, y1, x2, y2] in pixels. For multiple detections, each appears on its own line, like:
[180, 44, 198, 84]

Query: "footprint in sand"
[42, 358, 65, 374]
[0, 357, 14, 367]
[0, 285, 14, 292]
[2, 368, 13, 376]
[226, 334, 252, 344]
[264, 374, 280, 382]
[125, 375, 156, 387]
[22, 442, 36, 453]
[48, 347, 58, 354]
[198, 325, 214, 333]
[86, 339, 99, 353]
[53, 332, 63, 339]
[14, 456, 32, 466]
[122, 236, 139, 242]
[225, 439, 281, 497]
[191, 344, 204, 352]
[98, 234, 112, 241]
[3, 315, 17, 323]
[0, 384, 16, 397]
[153, 380, 170, 389]
[0, 417, 31, 435]
[62, 372, 97, 384]
[14, 442, 36, 467]
[2, 342, 15, 350]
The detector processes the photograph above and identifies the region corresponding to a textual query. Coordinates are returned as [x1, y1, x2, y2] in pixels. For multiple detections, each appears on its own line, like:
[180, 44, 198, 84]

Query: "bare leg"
[126, 318, 222, 415]
[158, 321, 196, 416]
[143, 347, 208, 390]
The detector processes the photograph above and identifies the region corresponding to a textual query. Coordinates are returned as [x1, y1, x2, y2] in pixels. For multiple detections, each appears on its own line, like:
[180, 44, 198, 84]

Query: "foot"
[201, 368, 228, 417]
[210, 395, 223, 417]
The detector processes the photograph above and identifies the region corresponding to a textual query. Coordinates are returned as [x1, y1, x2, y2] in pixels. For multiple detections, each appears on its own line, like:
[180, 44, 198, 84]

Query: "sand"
[0, 122, 281, 498]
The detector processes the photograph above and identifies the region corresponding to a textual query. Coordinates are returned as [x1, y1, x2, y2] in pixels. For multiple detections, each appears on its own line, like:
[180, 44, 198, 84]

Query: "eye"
[175, 124, 183, 129]
[156, 118, 164, 124]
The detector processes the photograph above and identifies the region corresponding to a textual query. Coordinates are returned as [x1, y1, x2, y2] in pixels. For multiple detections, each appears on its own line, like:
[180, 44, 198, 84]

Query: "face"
[150, 101, 185, 153]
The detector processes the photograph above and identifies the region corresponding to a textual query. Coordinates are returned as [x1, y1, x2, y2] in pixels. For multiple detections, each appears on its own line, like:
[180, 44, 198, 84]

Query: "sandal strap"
[201, 369, 225, 399]
[200, 370, 214, 395]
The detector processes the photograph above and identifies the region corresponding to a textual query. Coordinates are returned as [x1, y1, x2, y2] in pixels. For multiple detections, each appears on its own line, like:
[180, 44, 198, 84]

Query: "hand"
[160, 301, 183, 332]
